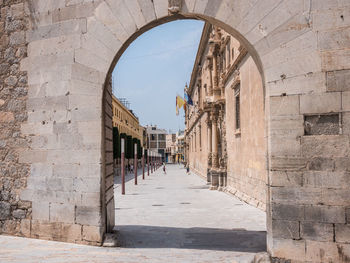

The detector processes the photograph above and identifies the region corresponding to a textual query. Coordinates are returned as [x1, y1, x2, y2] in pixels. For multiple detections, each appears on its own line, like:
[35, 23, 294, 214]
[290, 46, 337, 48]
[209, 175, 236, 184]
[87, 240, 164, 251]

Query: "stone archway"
[1, 0, 349, 262]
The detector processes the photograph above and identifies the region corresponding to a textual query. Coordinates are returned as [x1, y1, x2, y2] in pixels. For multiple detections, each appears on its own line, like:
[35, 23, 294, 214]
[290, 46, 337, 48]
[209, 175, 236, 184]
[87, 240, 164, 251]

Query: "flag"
[177, 95, 185, 109]
[184, 92, 193, 106]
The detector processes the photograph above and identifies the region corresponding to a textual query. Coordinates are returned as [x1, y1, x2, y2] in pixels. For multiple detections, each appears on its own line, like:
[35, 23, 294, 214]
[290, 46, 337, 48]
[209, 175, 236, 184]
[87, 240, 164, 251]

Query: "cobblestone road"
[0, 164, 267, 263]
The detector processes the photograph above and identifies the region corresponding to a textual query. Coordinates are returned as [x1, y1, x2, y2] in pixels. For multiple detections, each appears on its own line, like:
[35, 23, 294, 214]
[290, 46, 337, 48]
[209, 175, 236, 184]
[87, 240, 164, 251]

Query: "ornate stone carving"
[207, 153, 212, 166]
[168, 0, 182, 14]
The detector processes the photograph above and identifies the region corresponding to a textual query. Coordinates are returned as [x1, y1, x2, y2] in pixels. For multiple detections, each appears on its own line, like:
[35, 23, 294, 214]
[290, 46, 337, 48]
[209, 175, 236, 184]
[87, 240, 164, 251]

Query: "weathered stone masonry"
[0, 0, 31, 238]
[0, 0, 349, 262]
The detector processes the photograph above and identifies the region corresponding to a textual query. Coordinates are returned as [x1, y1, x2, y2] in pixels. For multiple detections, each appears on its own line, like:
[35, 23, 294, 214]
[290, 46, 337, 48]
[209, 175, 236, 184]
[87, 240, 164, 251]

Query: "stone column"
[206, 114, 212, 184]
[210, 108, 220, 190]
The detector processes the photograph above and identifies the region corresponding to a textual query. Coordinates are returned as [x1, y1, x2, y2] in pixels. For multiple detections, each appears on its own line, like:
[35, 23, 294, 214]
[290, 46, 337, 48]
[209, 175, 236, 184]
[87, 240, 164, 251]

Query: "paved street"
[0, 165, 267, 263]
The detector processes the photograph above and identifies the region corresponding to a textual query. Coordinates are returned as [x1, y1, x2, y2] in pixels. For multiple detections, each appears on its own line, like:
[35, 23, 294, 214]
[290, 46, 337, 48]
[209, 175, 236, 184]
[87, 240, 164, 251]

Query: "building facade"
[165, 133, 176, 163]
[185, 23, 266, 210]
[146, 125, 167, 161]
[112, 95, 143, 144]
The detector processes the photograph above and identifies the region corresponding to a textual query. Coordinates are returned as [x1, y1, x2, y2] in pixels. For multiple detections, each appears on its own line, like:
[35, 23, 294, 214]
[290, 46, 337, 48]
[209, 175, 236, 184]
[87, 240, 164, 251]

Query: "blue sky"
[112, 19, 204, 133]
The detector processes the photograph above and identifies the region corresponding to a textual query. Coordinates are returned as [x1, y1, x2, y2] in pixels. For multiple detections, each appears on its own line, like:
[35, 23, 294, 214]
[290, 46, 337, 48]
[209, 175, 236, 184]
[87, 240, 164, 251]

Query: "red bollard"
[134, 143, 137, 185]
[121, 138, 125, 195]
[142, 148, 145, 180]
[147, 151, 150, 176]
[151, 153, 153, 173]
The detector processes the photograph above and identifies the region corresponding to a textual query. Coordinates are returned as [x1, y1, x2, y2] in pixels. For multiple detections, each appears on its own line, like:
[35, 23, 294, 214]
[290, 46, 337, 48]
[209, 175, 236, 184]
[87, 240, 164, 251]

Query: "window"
[235, 84, 240, 132]
[158, 134, 165, 141]
[151, 134, 156, 141]
[232, 48, 234, 60]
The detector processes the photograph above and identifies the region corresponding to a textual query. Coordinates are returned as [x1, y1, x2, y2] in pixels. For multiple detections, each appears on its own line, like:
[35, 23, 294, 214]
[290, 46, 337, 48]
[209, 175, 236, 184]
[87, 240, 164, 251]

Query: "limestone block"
[262, 31, 317, 70]
[311, 0, 350, 11]
[52, 2, 98, 23]
[270, 238, 305, 261]
[193, 0, 209, 14]
[264, 50, 321, 82]
[69, 94, 102, 111]
[255, 14, 311, 57]
[267, 72, 326, 96]
[305, 205, 346, 224]
[271, 186, 321, 205]
[301, 135, 350, 158]
[269, 157, 306, 171]
[137, 0, 156, 23]
[236, 0, 281, 35]
[27, 96, 68, 111]
[300, 92, 341, 114]
[28, 34, 81, 57]
[73, 177, 100, 193]
[327, 69, 350, 92]
[31, 220, 82, 242]
[319, 27, 350, 51]
[94, 2, 129, 43]
[272, 219, 300, 239]
[74, 48, 110, 73]
[153, 0, 168, 19]
[269, 135, 301, 157]
[29, 0, 66, 13]
[182, 0, 196, 13]
[75, 205, 101, 226]
[27, 65, 72, 86]
[78, 164, 101, 178]
[21, 50, 75, 72]
[50, 202, 75, 223]
[245, 0, 303, 45]
[321, 49, 350, 71]
[32, 201, 50, 221]
[308, 157, 335, 171]
[271, 203, 305, 221]
[47, 177, 74, 192]
[313, 7, 350, 31]
[269, 115, 304, 137]
[26, 18, 86, 42]
[305, 240, 344, 262]
[26, 177, 47, 191]
[71, 108, 101, 122]
[204, 0, 236, 26]
[321, 188, 350, 206]
[303, 171, 350, 189]
[82, 225, 103, 242]
[343, 91, 350, 111]
[81, 192, 100, 206]
[70, 62, 105, 85]
[31, 163, 53, 178]
[47, 150, 101, 164]
[105, 0, 136, 35]
[269, 171, 303, 187]
[123, 0, 146, 29]
[69, 79, 102, 96]
[81, 33, 115, 62]
[19, 150, 47, 163]
[301, 222, 334, 242]
[269, 95, 299, 116]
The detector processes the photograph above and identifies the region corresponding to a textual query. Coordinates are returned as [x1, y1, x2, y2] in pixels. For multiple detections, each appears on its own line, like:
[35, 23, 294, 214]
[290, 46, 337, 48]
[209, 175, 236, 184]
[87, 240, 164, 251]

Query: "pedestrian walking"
[186, 165, 190, 174]
[163, 163, 166, 174]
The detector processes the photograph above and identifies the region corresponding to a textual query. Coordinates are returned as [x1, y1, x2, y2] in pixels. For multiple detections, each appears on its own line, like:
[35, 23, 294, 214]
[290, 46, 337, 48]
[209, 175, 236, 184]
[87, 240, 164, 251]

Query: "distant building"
[175, 131, 185, 163]
[165, 133, 176, 163]
[146, 125, 167, 161]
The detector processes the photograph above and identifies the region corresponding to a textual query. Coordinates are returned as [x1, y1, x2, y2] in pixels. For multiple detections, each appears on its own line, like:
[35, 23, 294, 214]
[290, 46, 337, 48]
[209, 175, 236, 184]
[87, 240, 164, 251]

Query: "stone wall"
[0, 0, 31, 238]
[225, 56, 267, 211]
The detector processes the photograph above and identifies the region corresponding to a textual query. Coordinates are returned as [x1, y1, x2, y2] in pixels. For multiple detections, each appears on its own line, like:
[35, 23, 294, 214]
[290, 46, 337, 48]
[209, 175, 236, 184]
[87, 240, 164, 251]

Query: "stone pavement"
[0, 164, 267, 263]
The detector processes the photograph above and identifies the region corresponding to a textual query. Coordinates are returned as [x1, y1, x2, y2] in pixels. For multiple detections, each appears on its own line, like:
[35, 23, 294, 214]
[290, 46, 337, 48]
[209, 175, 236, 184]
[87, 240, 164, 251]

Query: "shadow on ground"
[115, 225, 266, 253]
